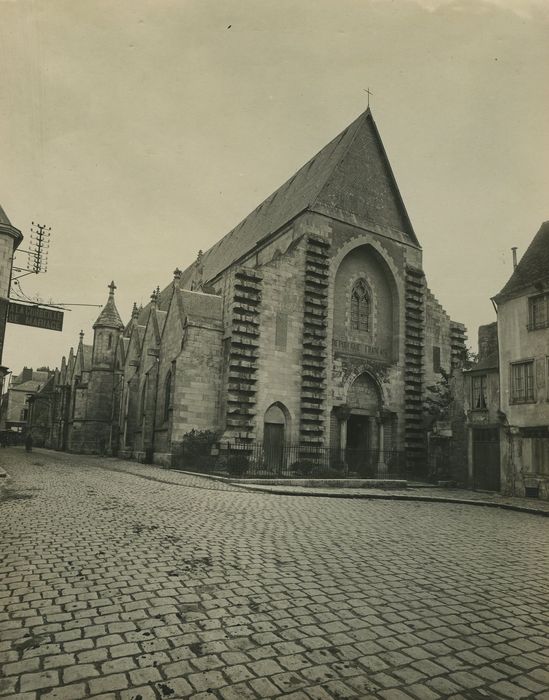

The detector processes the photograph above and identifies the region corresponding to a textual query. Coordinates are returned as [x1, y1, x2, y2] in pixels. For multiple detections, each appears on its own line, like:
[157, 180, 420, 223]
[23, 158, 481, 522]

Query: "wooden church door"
[264, 422, 284, 469]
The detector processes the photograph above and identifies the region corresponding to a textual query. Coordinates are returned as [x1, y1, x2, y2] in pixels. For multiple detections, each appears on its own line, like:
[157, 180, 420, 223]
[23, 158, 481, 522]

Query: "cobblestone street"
[1, 448, 549, 700]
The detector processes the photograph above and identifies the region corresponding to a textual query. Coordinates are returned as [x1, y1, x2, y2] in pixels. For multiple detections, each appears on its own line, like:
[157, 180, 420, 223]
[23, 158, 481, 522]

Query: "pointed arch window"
[351, 280, 370, 332]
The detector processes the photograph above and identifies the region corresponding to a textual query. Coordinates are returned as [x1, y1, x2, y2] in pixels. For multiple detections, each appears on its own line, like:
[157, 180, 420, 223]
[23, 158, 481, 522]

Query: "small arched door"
[264, 404, 286, 469]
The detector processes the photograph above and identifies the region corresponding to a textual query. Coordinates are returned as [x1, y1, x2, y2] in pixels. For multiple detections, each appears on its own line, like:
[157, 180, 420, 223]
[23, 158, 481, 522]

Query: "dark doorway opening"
[347, 415, 369, 450]
[346, 414, 374, 474]
[472, 427, 500, 491]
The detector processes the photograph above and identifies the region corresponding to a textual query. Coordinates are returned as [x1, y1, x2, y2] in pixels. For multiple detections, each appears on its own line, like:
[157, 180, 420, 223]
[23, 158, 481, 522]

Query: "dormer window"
[351, 280, 370, 332]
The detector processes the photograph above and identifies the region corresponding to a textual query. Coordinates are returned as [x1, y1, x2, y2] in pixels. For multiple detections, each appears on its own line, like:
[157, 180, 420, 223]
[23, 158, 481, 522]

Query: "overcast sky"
[1, 0, 548, 375]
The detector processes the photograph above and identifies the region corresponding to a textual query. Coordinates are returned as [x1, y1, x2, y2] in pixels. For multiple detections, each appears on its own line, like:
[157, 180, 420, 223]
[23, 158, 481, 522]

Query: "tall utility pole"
[27, 223, 50, 274]
[0, 205, 23, 371]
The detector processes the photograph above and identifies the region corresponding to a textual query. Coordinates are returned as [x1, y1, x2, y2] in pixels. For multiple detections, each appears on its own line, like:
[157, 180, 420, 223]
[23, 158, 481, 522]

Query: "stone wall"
[170, 317, 224, 444]
[252, 240, 305, 445]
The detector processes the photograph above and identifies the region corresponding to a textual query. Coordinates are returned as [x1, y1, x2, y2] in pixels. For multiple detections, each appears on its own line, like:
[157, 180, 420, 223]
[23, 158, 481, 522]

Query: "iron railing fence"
[172, 440, 407, 480]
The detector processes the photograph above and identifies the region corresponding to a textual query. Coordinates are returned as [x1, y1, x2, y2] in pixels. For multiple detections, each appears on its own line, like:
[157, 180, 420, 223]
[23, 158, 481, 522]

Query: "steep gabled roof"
[494, 221, 549, 302]
[179, 108, 418, 286]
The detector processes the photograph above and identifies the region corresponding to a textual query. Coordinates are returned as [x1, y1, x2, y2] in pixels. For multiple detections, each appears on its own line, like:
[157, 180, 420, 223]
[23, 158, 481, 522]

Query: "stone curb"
[175, 470, 407, 488]
[175, 470, 549, 517]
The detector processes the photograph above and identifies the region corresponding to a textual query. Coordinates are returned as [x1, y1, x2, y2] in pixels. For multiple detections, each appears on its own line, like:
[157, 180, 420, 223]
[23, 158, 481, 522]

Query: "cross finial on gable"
[363, 87, 373, 109]
[108, 281, 117, 296]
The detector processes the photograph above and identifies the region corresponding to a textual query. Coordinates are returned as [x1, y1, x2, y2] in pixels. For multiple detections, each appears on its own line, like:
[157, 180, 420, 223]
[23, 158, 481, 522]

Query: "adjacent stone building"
[38, 109, 467, 476]
[0, 367, 51, 438]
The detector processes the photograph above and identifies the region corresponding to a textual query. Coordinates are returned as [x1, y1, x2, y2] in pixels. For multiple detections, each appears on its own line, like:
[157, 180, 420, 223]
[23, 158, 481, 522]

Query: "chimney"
[511, 246, 518, 270]
[478, 323, 498, 361]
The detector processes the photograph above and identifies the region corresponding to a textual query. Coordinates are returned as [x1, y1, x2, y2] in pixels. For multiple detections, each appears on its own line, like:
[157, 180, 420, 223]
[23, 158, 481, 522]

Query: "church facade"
[41, 110, 466, 476]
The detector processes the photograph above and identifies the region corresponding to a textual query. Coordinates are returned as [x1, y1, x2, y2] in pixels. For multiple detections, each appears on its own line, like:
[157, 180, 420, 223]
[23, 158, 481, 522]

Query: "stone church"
[42, 109, 466, 475]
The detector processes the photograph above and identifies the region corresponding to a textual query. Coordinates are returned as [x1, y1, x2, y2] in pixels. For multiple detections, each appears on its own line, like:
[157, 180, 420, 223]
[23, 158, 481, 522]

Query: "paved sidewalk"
[221, 481, 549, 516]
[26, 450, 547, 516]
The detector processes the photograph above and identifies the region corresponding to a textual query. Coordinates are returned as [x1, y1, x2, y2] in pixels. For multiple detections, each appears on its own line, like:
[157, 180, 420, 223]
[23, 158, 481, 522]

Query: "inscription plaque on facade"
[7, 302, 64, 332]
[333, 337, 388, 360]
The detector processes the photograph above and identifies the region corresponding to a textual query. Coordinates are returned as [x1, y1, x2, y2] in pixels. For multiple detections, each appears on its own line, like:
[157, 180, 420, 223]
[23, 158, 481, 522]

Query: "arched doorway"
[264, 403, 287, 469]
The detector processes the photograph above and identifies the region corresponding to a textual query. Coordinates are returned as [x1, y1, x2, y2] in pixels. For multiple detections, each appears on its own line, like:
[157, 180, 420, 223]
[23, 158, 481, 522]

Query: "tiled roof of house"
[11, 379, 44, 393]
[494, 221, 549, 302]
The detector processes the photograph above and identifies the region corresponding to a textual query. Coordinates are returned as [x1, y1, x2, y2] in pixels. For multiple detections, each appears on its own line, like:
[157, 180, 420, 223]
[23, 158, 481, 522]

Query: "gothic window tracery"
[351, 279, 370, 332]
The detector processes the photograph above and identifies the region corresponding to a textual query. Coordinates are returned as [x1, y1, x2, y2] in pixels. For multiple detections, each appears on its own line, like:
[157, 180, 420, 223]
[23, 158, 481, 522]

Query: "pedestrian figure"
[25, 434, 33, 452]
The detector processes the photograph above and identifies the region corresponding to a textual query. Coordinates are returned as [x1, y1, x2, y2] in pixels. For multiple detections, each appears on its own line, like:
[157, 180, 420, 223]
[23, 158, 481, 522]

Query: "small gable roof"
[126, 323, 146, 362]
[494, 221, 549, 302]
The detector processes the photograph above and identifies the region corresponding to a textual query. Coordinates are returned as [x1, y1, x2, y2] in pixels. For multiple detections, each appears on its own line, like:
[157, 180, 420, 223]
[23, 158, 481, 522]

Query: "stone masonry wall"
[170, 319, 224, 444]
[253, 237, 307, 444]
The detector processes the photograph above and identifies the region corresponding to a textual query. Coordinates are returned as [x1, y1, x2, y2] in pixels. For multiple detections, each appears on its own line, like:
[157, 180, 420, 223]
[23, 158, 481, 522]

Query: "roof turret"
[93, 281, 124, 330]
